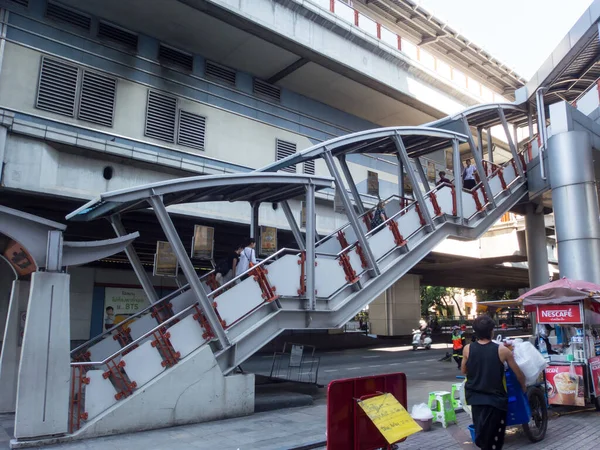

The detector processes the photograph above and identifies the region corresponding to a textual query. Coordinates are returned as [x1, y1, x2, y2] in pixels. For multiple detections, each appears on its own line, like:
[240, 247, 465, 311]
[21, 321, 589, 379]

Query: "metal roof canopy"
[426, 103, 529, 131]
[259, 126, 467, 173]
[66, 173, 334, 222]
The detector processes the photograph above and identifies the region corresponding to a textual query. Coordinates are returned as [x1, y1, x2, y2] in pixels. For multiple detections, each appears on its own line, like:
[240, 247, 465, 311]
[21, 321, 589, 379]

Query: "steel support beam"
[305, 184, 316, 310]
[111, 215, 159, 303]
[487, 128, 493, 163]
[461, 116, 495, 208]
[397, 155, 405, 201]
[524, 203, 549, 288]
[267, 58, 309, 84]
[149, 196, 230, 348]
[477, 127, 484, 157]
[415, 157, 431, 193]
[452, 139, 464, 222]
[250, 202, 260, 239]
[498, 108, 525, 178]
[393, 135, 435, 230]
[338, 156, 365, 214]
[324, 151, 380, 275]
[281, 201, 305, 251]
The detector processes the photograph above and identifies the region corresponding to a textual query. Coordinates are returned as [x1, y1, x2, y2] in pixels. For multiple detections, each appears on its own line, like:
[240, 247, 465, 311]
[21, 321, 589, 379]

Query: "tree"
[420, 286, 451, 317]
[474, 289, 519, 302]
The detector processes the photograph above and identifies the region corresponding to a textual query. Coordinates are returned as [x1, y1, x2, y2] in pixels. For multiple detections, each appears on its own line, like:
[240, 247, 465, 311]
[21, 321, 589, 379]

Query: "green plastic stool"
[451, 383, 463, 411]
[427, 391, 457, 428]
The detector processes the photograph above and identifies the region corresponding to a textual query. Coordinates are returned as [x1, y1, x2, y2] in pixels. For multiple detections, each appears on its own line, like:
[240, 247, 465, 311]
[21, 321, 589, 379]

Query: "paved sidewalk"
[2, 403, 599, 450]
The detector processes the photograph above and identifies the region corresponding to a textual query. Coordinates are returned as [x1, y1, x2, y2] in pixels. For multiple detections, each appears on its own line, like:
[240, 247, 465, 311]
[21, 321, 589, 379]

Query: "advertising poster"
[545, 365, 585, 406]
[3, 240, 36, 277]
[191, 225, 214, 260]
[536, 304, 582, 324]
[104, 287, 149, 330]
[260, 226, 277, 256]
[589, 356, 600, 396]
[154, 241, 178, 277]
[367, 171, 379, 196]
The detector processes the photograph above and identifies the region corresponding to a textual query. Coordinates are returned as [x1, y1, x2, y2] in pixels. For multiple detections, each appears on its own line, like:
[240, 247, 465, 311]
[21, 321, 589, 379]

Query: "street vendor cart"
[519, 278, 600, 410]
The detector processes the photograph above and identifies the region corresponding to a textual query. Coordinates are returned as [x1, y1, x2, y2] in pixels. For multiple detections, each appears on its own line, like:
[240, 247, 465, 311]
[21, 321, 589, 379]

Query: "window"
[276, 139, 297, 173]
[177, 111, 206, 150]
[205, 60, 236, 86]
[303, 160, 315, 175]
[98, 22, 138, 52]
[46, 1, 91, 32]
[35, 56, 118, 127]
[144, 90, 177, 143]
[158, 44, 193, 72]
[253, 79, 281, 102]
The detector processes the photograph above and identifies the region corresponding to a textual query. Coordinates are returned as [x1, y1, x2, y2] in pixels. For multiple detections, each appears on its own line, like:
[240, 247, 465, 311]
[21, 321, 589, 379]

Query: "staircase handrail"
[70, 269, 216, 356]
[364, 199, 419, 238]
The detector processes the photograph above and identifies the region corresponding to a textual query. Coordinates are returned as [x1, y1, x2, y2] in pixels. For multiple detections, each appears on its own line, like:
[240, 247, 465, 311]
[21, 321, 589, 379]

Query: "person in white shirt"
[462, 159, 477, 190]
[236, 238, 257, 277]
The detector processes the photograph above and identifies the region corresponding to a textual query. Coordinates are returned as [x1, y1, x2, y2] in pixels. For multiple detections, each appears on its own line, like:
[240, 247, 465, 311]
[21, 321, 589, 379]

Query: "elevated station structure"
[0, 0, 600, 446]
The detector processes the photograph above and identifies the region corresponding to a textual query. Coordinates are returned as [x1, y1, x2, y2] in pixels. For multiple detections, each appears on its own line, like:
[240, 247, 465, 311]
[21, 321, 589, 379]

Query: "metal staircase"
[66, 106, 532, 435]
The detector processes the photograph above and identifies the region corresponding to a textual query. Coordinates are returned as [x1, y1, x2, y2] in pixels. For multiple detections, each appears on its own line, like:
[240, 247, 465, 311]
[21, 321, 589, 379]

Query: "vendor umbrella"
[518, 277, 600, 306]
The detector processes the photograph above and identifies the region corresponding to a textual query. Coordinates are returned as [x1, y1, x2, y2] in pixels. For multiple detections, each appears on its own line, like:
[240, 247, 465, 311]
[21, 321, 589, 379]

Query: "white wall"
[369, 274, 421, 336]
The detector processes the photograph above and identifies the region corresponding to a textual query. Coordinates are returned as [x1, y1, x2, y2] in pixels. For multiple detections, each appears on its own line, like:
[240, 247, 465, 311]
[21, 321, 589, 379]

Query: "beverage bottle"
[539, 337, 548, 357]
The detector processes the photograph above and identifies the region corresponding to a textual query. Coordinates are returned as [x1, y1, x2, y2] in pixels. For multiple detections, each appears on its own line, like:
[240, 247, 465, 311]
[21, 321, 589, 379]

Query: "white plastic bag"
[411, 403, 433, 420]
[513, 340, 547, 385]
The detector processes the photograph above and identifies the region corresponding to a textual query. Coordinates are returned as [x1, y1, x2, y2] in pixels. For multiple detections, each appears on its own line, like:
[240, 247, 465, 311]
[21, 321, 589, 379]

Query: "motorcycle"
[412, 328, 432, 350]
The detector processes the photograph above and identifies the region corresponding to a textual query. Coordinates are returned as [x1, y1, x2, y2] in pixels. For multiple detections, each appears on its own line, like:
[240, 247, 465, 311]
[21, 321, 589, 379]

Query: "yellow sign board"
[358, 393, 422, 444]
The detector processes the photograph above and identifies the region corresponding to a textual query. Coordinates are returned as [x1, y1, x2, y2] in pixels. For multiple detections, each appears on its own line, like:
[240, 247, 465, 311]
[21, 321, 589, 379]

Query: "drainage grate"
[36, 57, 79, 117]
[98, 21, 138, 51]
[145, 90, 177, 143]
[205, 60, 236, 85]
[78, 70, 117, 127]
[177, 111, 206, 150]
[276, 139, 297, 173]
[254, 79, 281, 102]
[159, 44, 193, 71]
[46, 1, 91, 31]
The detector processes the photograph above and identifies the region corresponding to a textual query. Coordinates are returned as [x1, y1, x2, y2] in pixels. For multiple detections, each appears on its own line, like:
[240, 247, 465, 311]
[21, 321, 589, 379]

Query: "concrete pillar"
[524, 203, 549, 288]
[14, 272, 71, 439]
[547, 131, 600, 283]
[0, 280, 29, 413]
[368, 275, 421, 336]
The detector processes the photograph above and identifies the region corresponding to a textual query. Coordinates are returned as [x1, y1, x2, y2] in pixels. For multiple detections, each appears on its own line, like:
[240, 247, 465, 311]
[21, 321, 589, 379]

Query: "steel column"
[498, 108, 525, 178]
[397, 156, 405, 201]
[305, 184, 316, 310]
[415, 157, 431, 193]
[477, 127, 484, 157]
[323, 151, 380, 275]
[393, 135, 435, 230]
[486, 128, 493, 163]
[149, 196, 230, 347]
[111, 215, 159, 303]
[524, 203, 549, 287]
[452, 139, 464, 222]
[281, 201, 305, 251]
[547, 131, 600, 283]
[250, 203, 260, 239]
[461, 116, 495, 208]
[338, 156, 365, 213]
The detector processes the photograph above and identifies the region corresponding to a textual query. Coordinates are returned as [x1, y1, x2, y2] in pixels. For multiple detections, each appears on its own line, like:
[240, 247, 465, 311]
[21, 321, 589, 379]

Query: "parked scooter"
[412, 327, 433, 350]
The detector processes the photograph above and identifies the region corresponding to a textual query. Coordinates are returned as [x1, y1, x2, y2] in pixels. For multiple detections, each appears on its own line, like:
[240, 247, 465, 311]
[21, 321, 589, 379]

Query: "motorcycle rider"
[452, 325, 466, 369]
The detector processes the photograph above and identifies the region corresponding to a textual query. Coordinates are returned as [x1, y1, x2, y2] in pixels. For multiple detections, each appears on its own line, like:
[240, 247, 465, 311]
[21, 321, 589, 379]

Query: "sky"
[416, 0, 594, 81]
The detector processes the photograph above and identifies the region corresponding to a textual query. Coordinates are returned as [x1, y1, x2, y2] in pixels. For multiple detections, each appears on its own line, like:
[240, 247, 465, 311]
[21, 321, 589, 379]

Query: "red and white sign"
[545, 365, 585, 406]
[536, 304, 582, 324]
[589, 356, 600, 396]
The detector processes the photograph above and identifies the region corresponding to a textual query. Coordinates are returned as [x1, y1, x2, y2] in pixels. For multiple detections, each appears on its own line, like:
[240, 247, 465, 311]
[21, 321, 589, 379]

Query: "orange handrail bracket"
[387, 218, 406, 247]
[472, 189, 484, 211]
[338, 252, 359, 284]
[193, 305, 214, 340]
[414, 203, 426, 226]
[362, 212, 373, 231]
[337, 230, 349, 248]
[429, 192, 443, 216]
[298, 251, 306, 295]
[355, 244, 368, 269]
[451, 185, 457, 216]
[251, 265, 279, 303]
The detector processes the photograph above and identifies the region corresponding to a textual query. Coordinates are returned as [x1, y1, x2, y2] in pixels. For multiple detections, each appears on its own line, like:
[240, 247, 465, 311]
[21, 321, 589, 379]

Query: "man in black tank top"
[461, 315, 526, 450]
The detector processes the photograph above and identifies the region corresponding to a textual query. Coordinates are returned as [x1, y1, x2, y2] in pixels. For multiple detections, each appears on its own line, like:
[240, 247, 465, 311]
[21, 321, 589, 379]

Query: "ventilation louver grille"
[159, 44, 193, 71]
[276, 139, 297, 173]
[177, 111, 206, 150]
[36, 57, 79, 117]
[205, 61, 236, 85]
[46, 1, 91, 31]
[9, 0, 29, 7]
[98, 22, 138, 51]
[145, 90, 177, 143]
[304, 160, 315, 175]
[254, 79, 281, 102]
[78, 71, 117, 127]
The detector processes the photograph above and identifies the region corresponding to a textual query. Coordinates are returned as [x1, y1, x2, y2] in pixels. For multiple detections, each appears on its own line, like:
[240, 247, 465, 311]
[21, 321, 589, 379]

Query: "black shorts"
[472, 405, 507, 450]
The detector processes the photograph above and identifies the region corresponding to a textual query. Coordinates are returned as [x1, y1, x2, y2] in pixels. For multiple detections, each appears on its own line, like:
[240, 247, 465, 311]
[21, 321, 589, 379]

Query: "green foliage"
[474, 289, 519, 302]
[420, 285, 467, 318]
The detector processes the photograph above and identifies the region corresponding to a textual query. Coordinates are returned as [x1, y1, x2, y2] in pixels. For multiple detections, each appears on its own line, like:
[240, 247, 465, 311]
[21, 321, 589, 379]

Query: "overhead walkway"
[64, 105, 531, 437]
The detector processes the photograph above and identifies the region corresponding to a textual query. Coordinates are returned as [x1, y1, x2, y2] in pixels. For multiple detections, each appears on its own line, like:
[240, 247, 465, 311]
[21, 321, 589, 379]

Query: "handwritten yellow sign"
[358, 393, 422, 444]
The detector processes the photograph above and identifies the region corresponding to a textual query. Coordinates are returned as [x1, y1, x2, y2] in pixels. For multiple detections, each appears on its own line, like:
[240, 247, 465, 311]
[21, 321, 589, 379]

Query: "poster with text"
[367, 171, 379, 196]
[191, 225, 214, 260]
[545, 365, 585, 406]
[260, 226, 277, 256]
[104, 287, 149, 330]
[154, 241, 178, 277]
